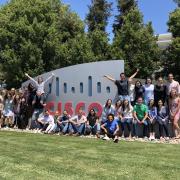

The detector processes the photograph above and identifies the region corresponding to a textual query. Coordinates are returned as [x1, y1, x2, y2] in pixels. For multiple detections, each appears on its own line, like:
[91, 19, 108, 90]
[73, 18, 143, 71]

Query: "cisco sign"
[23, 60, 124, 116]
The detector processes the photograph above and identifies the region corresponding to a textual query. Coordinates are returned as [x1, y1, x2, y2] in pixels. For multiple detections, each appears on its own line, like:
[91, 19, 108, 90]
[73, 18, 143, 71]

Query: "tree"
[0, 0, 93, 88]
[173, 0, 180, 7]
[113, 0, 137, 35]
[86, 0, 112, 60]
[164, 8, 180, 81]
[112, 5, 160, 78]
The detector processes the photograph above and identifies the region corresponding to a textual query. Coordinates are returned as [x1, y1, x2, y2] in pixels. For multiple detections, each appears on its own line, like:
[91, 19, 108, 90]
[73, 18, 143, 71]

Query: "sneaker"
[114, 137, 119, 143]
[103, 136, 110, 141]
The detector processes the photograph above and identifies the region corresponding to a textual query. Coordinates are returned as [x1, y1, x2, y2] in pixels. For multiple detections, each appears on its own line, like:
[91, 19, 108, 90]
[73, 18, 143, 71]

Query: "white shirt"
[29, 75, 53, 94]
[39, 115, 54, 124]
[129, 84, 135, 101]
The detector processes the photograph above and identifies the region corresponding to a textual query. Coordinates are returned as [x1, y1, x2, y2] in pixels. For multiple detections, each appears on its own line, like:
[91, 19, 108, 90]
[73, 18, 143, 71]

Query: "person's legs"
[126, 118, 133, 138]
[163, 122, 169, 138]
[77, 124, 85, 135]
[173, 115, 180, 138]
[143, 120, 149, 138]
[62, 123, 69, 134]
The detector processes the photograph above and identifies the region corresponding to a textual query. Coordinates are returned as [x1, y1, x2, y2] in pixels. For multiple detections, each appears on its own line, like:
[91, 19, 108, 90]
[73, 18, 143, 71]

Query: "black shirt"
[135, 86, 145, 100]
[115, 79, 129, 96]
[87, 115, 98, 127]
[33, 95, 44, 109]
[154, 84, 167, 104]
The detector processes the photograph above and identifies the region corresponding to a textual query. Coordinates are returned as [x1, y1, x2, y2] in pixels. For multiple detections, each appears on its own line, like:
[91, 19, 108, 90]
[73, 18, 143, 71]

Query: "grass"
[0, 131, 179, 180]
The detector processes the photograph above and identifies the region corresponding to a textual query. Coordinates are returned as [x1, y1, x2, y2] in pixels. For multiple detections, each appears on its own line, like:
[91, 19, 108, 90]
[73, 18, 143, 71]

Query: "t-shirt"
[148, 107, 157, 119]
[129, 84, 135, 101]
[135, 86, 145, 100]
[87, 115, 98, 127]
[70, 115, 87, 124]
[39, 114, 54, 124]
[154, 85, 167, 104]
[143, 84, 154, 104]
[133, 104, 148, 121]
[104, 120, 118, 133]
[166, 80, 180, 95]
[120, 106, 133, 119]
[115, 79, 129, 96]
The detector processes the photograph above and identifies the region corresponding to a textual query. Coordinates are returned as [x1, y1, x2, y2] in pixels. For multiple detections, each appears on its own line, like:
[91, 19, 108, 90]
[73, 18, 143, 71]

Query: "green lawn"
[0, 131, 179, 180]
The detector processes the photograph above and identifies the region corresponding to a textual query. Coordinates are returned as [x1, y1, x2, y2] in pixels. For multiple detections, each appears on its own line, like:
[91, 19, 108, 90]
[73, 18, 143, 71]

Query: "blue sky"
[0, 0, 178, 40]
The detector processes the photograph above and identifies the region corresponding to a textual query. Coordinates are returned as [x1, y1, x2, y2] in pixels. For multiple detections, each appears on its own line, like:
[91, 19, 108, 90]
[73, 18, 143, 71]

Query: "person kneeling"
[101, 114, 120, 143]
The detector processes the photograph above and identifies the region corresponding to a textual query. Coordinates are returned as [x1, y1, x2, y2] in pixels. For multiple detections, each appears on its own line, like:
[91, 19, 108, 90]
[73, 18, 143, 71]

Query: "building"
[157, 33, 172, 49]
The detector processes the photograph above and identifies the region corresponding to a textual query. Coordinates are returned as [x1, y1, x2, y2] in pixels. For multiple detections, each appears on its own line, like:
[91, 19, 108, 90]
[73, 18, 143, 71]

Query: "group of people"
[0, 70, 179, 144]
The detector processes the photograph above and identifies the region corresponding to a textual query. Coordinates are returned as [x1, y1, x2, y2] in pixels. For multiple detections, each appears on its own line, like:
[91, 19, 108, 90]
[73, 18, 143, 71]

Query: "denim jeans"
[86, 123, 101, 134]
[119, 95, 130, 101]
[31, 108, 44, 129]
[121, 118, 133, 134]
[70, 123, 85, 135]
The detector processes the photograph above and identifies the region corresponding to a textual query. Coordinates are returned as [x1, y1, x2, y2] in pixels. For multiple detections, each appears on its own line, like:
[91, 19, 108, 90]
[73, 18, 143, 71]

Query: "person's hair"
[87, 109, 96, 117]
[120, 72, 125, 77]
[28, 83, 35, 91]
[115, 100, 122, 109]
[169, 89, 178, 99]
[157, 99, 164, 112]
[105, 99, 112, 108]
[4, 91, 12, 101]
[107, 113, 114, 120]
[13, 95, 20, 105]
[145, 77, 152, 84]
[122, 100, 130, 111]
[148, 99, 155, 108]
[135, 80, 142, 87]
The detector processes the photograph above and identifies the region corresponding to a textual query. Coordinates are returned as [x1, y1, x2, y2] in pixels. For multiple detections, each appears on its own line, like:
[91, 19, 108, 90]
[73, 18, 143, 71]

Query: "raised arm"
[128, 69, 139, 82]
[103, 75, 115, 82]
[25, 73, 38, 85]
[44, 73, 55, 84]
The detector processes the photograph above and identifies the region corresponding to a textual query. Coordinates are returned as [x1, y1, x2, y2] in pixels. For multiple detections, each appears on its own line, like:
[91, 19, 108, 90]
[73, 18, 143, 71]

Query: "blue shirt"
[104, 120, 118, 133]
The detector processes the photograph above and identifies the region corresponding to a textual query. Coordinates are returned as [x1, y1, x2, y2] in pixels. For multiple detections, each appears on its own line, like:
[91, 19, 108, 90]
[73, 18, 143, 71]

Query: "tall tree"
[113, 0, 137, 35]
[112, 4, 160, 78]
[173, 0, 180, 7]
[0, 0, 94, 88]
[164, 8, 180, 81]
[86, 0, 112, 60]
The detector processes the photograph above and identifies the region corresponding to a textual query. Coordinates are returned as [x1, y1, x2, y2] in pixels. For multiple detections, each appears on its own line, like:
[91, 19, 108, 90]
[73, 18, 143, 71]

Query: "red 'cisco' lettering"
[45, 101, 103, 117]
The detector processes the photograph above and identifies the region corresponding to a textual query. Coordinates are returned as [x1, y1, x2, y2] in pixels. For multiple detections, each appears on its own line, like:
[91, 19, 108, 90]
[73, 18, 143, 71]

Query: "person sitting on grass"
[37, 110, 54, 133]
[56, 110, 71, 134]
[85, 109, 100, 138]
[147, 99, 157, 141]
[101, 114, 120, 143]
[133, 97, 148, 138]
[68, 109, 87, 136]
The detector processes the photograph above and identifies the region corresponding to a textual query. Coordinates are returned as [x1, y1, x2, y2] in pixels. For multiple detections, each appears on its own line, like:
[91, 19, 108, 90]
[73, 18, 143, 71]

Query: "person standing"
[169, 89, 180, 138]
[166, 73, 180, 97]
[154, 77, 167, 106]
[143, 77, 154, 105]
[134, 80, 145, 103]
[104, 69, 139, 101]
